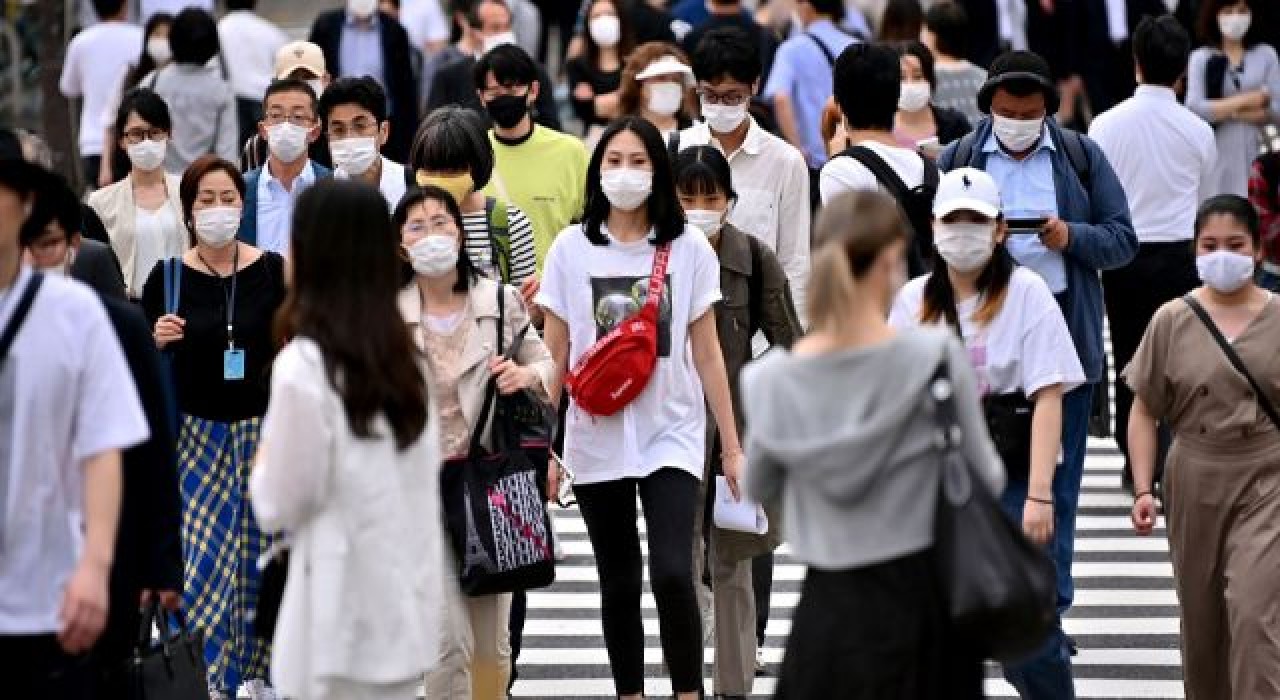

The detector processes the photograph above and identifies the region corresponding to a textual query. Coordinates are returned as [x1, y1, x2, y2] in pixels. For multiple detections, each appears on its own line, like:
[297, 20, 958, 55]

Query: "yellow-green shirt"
[485, 126, 589, 271]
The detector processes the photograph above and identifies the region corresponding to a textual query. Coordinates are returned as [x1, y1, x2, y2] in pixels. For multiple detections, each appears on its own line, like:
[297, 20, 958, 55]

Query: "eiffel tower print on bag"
[439, 283, 556, 595]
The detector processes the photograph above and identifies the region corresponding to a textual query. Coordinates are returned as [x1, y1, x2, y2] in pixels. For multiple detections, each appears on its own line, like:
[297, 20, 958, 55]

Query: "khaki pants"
[694, 530, 758, 696]
[1165, 439, 1280, 700]
[425, 572, 513, 700]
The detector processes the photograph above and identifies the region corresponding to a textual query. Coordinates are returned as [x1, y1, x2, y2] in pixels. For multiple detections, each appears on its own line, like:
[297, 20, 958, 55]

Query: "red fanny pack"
[565, 242, 671, 417]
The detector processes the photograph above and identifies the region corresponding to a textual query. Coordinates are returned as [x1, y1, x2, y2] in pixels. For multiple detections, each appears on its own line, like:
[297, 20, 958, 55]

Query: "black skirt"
[775, 548, 985, 700]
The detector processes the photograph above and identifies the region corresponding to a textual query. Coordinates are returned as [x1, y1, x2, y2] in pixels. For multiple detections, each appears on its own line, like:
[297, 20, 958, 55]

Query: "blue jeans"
[999, 483, 1077, 700]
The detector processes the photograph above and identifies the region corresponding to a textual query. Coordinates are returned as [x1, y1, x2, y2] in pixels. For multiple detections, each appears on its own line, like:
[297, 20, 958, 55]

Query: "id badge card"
[223, 348, 246, 381]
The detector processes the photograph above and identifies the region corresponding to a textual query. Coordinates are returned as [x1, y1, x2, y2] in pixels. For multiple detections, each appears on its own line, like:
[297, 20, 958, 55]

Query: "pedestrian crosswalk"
[510, 439, 1185, 699]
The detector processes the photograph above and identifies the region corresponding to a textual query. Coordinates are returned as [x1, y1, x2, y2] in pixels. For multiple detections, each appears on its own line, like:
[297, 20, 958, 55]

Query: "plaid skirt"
[178, 414, 272, 692]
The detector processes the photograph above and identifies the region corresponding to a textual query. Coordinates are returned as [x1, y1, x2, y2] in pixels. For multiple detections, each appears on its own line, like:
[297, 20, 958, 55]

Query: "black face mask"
[485, 94, 530, 129]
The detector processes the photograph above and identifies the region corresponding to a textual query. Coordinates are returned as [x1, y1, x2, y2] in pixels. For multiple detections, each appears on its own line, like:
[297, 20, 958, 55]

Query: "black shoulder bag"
[126, 602, 210, 700]
[1183, 294, 1280, 431]
[0, 272, 44, 367]
[928, 354, 1057, 661]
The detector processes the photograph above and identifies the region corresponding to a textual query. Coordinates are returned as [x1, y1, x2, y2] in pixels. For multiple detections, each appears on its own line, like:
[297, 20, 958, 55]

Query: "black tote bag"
[126, 604, 210, 700]
[928, 358, 1057, 662]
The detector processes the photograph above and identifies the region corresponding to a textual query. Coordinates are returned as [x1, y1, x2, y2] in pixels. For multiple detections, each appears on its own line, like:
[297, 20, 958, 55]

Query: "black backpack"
[838, 145, 940, 278]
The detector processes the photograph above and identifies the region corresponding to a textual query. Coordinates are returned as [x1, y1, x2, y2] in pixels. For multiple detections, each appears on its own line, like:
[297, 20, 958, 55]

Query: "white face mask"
[1197, 250, 1255, 293]
[266, 122, 310, 164]
[701, 100, 749, 134]
[646, 82, 684, 117]
[483, 31, 518, 53]
[408, 235, 459, 278]
[898, 82, 932, 112]
[1218, 12, 1252, 41]
[348, 0, 378, 19]
[126, 138, 167, 172]
[992, 115, 1044, 153]
[600, 168, 653, 211]
[194, 206, 241, 248]
[934, 220, 997, 273]
[146, 37, 171, 65]
[589, 15, 622, 48]
[331, 136, 380, 176]
[686, 209, 724, 237]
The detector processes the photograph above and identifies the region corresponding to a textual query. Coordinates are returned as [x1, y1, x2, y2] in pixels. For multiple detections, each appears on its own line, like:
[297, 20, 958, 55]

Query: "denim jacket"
[939, 117, 1138, 383]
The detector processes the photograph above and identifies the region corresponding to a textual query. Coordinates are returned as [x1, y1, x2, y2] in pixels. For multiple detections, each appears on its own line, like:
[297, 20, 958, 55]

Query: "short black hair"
[924, 1, 968, 58]
[895, 39, 936, 89]
[409, 106, 494, 190]
[1195, 194, 1261, 247]
[473, 43, 539, 91]
[878, 0, 924, 41]
[805, 0, 847, 22]
[674, 145, 737, 201]
[114, 88, 173, 144]
[834, 43, 900, 131]
[1133, 15, 1191, 87]
[393, 186, 481, 292]
[692, 27, 762, 85]
[169, 7, 220, 66]
[22, 170, 82, 246]
[319, 76, 388, 123]
[263, 78, 319, 114]
[583, 116, 686, 246]
[92, 0, 126, 20]
[226, 0, 256, 10]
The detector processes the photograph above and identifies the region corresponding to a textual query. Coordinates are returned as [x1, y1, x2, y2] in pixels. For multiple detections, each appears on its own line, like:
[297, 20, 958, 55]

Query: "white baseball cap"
[275, 41, 326, 81]
[635, 55, 695, 86]
[933, 167, 1001, 219]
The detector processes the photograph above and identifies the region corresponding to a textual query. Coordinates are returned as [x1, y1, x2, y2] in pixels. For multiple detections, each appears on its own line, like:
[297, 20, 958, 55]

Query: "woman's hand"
[1131, 493, 1157, 536]
[1023, 498, 1054, 546]
[490, 357, 536, 395]
[722, 449, 744, 502]
[153, 314, 185, 349]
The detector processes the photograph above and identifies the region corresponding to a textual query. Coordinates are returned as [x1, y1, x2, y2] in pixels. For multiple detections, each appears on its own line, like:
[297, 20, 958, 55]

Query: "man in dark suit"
[23, 166, 183, 700]
[309, 3, 419, 161]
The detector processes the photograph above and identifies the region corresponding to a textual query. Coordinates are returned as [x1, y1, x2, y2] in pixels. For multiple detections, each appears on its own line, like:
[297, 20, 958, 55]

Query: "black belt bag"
[982, 392, 1034, 483]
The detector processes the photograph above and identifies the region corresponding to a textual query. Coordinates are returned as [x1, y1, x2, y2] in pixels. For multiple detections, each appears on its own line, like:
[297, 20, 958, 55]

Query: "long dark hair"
[277, 179, 428, 450]
[392, 186, 482, 292]
[583, 116, 685, 246]
[920, 241, 1016, 327]
[125, 13, 174, 88]
[583, 0, 636, 69]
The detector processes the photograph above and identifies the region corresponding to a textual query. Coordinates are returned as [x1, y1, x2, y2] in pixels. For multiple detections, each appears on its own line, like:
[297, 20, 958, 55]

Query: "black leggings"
[575, 467, 703, 695]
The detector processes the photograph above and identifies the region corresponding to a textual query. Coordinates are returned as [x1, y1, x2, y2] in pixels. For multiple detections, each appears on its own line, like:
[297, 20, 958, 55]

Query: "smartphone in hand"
[1006, 217, 1049, 233]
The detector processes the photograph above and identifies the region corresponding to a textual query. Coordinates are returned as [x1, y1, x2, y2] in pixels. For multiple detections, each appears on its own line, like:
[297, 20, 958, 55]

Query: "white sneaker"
[244, 679, 279, 700]
[755, 648, 767, 675]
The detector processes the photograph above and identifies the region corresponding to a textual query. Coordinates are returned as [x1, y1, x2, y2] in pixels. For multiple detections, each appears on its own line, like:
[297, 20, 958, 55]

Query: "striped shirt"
[462, 202, 538, 286]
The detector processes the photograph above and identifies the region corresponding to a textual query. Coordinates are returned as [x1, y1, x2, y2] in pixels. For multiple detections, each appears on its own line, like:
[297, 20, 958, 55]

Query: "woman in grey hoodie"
[741, 190, 1005, 699]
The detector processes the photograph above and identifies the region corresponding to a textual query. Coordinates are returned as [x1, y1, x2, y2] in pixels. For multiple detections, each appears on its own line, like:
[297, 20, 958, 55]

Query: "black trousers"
[575, 467, 703, 695]
[1102, 240, 1199, 482]
[0, 634, 96, 698]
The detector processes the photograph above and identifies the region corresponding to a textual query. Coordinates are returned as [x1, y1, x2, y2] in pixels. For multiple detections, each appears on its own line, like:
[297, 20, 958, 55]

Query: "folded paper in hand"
[713, 476, 768, 534]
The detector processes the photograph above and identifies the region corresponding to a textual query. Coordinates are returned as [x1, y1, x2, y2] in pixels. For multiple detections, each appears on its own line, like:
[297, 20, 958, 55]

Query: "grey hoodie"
[742, 327, 1005, 570]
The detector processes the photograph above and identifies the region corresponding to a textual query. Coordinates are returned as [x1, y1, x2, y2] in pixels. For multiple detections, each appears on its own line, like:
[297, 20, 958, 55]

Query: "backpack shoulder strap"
[486, 197, 512, 284]
[841, 145, 910, 198]
[921, 154, 940, 188]
[1059, 129, 1093, 193]
[0, 272, 44, 365]
[667, 130, 681, 162]
[803, 32, 836, 67]
[952, 130, 978, 169]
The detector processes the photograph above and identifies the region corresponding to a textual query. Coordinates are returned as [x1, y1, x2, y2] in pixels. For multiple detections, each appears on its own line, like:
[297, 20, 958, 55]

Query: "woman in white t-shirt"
[888, 167, 1085, 696]
[535, 116, 744, 700]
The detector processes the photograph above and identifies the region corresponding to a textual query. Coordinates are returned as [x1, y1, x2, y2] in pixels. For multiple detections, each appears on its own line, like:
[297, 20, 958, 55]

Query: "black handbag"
[126, 603, 210, 700]
[928, 357, 1057, 662]
[982, 392, 1035, 482]
[439, 285, 556, 596]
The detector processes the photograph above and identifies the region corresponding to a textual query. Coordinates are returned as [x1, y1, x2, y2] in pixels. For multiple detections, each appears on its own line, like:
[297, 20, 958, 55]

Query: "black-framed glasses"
[122, 127, 168, 144]
[263, 112, 316, 128]
[696, 89, 750, 107]
[328, 118, 380, 140]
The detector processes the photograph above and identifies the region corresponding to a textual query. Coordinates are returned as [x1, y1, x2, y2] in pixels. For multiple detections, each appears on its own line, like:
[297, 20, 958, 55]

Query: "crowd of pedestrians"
[4, 0, 1280, 699]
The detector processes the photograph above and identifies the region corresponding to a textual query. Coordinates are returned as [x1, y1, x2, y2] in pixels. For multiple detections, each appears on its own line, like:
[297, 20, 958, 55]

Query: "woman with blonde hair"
[617, 42, 697, 141]
[742, 190, 1002, 698]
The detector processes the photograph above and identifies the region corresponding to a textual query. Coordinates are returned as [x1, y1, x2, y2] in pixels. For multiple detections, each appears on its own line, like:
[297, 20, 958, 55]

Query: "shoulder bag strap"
[747, 235, 764, 336]
[1183, 294, 1280, 432]
[804, 32, 837, 67]
[667, 130, 681, 162]
[164, 258, 182, 315]
[486, 197, 512, 284]
[0, 273, 44, 366]
[1060, 129, 1092, 193]
[643, 243, 672, 318]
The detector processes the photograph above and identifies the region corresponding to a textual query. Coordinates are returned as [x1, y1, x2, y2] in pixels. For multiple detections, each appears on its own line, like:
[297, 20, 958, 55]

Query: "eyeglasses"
[122, 127, 168, 144]
[404, 220, 458, 237]
[480, 84, 530, 102]
[696, 89, 750, 107]
[263, 112, 316, 128]
[328, 117, 380, 140]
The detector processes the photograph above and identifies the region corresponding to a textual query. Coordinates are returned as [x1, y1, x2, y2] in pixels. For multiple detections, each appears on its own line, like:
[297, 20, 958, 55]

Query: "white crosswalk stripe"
[509, 438, 1185, 698]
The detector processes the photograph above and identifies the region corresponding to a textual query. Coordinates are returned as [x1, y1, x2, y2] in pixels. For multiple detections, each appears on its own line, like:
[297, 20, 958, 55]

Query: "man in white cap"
[241, 42, 334, 172]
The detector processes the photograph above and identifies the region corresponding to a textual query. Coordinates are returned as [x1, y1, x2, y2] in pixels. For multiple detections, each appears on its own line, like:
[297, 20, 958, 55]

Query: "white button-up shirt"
[257, 162, 318, 255]
[678, 118, 811, 319]
[336, 157, 407, 212]
[218, 10, 290, 101]
[1089, 85, 1217, 244]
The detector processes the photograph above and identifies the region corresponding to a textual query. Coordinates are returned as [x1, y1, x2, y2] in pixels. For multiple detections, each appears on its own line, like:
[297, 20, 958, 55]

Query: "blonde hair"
[807, 191, 911, 335]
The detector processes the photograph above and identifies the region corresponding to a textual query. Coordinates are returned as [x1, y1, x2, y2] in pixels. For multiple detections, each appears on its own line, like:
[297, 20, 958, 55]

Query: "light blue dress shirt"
[340, 12, 386, 88]
[257, 162, 317, 255]
[983, 125, 1066, 293]
[763, 19, 857, 169]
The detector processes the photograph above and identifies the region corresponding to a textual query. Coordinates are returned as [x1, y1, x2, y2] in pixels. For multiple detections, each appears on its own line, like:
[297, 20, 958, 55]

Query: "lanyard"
[196, 244, 240, 349]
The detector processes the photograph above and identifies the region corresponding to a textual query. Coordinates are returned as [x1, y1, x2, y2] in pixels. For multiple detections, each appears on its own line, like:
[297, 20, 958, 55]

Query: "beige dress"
[1123, 295, 1280, 700]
